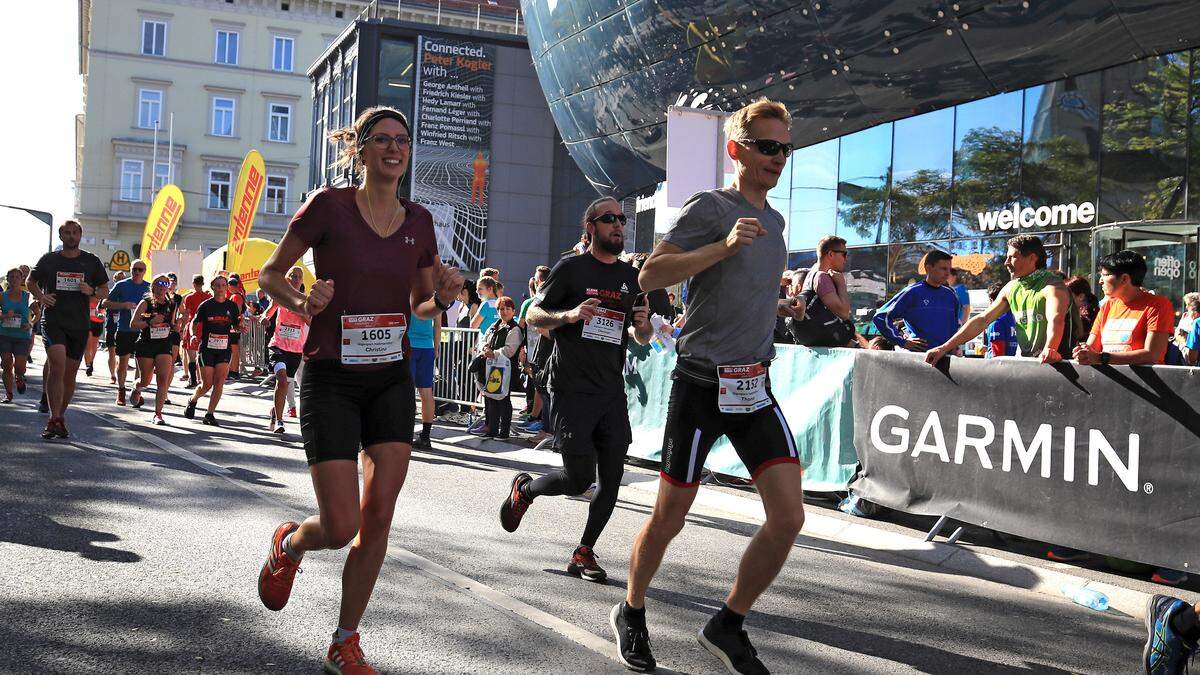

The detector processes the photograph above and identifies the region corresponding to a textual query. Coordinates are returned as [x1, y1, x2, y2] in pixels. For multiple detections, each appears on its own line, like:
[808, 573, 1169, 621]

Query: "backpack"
[789, 287, 855, 347]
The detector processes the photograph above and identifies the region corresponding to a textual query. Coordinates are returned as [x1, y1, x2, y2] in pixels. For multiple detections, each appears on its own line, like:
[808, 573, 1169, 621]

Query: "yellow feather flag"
[140, 184, 185, 273]
[226, 149, 266, 274]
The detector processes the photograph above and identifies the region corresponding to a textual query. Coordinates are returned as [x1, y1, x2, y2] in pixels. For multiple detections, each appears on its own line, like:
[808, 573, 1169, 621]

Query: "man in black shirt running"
[28, 220, 109, 439]
[499, 197, 651, 582]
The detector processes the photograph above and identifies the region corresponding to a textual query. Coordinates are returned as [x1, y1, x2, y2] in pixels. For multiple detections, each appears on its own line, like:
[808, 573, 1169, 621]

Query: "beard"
[597, 234, 624, 256]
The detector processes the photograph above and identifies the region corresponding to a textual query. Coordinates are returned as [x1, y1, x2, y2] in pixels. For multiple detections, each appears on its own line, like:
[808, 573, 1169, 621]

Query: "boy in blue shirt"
[873, 250, 960, 351]
[983, 282, 1018, 358]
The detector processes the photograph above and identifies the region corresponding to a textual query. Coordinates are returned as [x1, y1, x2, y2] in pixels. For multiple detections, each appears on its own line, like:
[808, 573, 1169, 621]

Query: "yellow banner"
[140, 184, 185, 273]
[226, 150, 266, 274]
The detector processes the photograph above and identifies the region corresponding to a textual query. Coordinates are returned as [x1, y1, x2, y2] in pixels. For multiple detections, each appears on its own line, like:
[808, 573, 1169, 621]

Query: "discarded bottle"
[1060, 584, 1109, 611]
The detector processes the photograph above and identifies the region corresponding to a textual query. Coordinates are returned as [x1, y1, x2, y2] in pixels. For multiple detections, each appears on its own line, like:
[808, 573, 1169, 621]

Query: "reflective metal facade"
[522, 0, 1200, 198]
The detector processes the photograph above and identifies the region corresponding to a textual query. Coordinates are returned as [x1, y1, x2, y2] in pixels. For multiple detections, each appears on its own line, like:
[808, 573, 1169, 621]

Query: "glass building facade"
[761, 49, 1200, 315]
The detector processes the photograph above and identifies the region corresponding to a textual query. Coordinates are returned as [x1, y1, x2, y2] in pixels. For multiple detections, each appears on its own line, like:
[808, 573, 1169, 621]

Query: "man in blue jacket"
[872, 249, 960, 352]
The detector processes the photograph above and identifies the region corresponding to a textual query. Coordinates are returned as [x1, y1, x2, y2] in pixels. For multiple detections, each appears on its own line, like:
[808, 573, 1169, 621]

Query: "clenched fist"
[435, 263, 465, 306]
[304, 279, 335, 317]
[725, 218, 766, 255]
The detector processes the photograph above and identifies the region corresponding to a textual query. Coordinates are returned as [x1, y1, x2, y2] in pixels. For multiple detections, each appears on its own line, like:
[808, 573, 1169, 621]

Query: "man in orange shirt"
[1073, 249, 1173, 366]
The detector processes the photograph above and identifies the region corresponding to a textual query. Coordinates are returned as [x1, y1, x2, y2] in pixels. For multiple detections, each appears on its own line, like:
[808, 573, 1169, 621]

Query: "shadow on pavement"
[0, 511, 141, 563]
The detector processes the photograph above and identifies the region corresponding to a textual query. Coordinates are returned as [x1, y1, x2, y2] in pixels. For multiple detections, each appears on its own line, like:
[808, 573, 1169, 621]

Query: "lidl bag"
[481, 352, 511, 400]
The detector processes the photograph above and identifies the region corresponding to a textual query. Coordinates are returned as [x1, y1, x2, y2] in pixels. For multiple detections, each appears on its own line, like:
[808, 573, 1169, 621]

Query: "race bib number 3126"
[581, 308, 625, 345]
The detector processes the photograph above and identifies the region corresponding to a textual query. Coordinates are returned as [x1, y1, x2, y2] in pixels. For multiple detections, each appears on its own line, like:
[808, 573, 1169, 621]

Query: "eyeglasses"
[589, 213, 627, 225]
[153, 280, 171, 287]
[366, 134, 412, 150]
[132, 267, 146, 273]
[737, 138, 795, 158]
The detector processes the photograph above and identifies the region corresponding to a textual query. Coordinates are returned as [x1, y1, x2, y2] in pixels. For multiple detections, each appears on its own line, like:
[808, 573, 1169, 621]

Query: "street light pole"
[0, 204, 54, 252]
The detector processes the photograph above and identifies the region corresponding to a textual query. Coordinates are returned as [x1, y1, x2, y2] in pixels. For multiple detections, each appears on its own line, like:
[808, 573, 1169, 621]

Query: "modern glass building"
[771, 50, 1200, 315]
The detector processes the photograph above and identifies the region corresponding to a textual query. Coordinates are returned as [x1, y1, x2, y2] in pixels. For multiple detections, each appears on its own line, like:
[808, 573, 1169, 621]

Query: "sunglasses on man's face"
[738, 138, 795, 158]
[589, 213, 627, 225]
[153, 280, 171, 287]
[132, 267, 146, 273]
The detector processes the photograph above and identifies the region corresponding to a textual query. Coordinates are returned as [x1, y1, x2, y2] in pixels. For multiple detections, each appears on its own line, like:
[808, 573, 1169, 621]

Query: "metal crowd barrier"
[435, 327, 482, 408]
[239, 320, 269, 373]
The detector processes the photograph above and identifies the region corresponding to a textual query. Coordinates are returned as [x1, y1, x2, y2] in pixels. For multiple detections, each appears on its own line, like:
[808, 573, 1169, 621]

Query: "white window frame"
[272, 36, 295, 72]
[141, 20, 166, 56]
[214, 29, 239, 66]
[268, 103, 292, 142]
[208, 169, 233, 210]
[120, 160, 144, 202]
[264, 175, 288, 215]
[153, 162, 170, 192]
[137, 88, 163, 130]
[211, 97, 236, 137]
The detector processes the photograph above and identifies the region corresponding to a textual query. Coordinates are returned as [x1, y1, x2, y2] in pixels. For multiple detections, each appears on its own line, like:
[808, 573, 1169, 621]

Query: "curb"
[447, 431, 1163, 620]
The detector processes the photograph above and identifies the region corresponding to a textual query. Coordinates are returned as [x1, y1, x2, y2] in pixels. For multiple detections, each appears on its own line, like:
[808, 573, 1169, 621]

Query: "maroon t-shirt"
[287, 186, 438, 365]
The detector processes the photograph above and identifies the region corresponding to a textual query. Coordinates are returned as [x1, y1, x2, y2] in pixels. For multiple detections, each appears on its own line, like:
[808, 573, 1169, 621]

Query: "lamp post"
[0, 204, 54, 251]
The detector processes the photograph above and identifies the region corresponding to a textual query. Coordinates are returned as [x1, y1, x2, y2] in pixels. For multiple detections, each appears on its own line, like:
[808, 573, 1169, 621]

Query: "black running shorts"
[41, 323, 88, 362]
[300, 360, 415, 465]
[89, 322, 103, 338]
[659, 372, 800, 486]
[198, 347, 232, 368]
[114, 331, 138, 357]
[229, 332, 241, 346]
[549, 391, 631, 457]
[269, 347, 302, 379]
[135, 339, 172, 359]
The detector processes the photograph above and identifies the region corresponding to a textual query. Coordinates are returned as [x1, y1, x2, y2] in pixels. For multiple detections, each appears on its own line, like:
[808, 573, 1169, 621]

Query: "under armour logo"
[621, 283, 629, 292]
[404, 236, 415, 245]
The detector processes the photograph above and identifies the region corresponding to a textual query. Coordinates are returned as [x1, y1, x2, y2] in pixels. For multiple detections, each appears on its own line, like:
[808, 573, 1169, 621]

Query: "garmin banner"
[850, 351, 1200, 571]
[412, 36, 495, 273]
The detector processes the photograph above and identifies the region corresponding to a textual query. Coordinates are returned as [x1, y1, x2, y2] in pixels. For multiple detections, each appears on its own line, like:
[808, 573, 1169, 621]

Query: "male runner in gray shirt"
[608, 98, 806, 675]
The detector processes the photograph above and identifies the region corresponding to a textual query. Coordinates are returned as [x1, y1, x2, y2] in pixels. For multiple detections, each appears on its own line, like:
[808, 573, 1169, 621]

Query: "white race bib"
[341, 313, 407, 364]
[581, 308, 625, 345]
[56, 272, 84, 292]
[149, 325, 170, 340]
[1, 317, 21, 329]
[278, 324, 303, 341]
[206, 334, 229, 350]
[717, 363, 772, 414]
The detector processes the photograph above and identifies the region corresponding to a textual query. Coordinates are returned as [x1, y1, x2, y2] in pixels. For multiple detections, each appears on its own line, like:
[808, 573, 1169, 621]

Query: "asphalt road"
[0, 363, 1151, 674]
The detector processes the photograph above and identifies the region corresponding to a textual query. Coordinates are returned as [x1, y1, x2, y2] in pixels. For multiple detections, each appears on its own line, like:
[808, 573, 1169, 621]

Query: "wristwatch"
[1099, 352, 1111, 366]
[431, 293, 451, 311]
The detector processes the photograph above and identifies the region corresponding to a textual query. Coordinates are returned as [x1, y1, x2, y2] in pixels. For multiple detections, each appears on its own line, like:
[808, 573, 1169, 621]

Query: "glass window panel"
[788, 250, 817, 271]
[269, 104, 291, 142]
[208, 170, 232, 210]
[845, 244, 889, 325]
[154, 162, 169, 192]
[120, 160, 143, 202]
[837, 123, 892, 246]
[789, 138, 839, 251]
[951, 91, 1023, 237]
[273, 37, 294, 72]
[378, 40, 416, 116]
[215, 31, 239, 65]
[1189, 50, 1200, 220]
[887, 242, 943, 297]
[1099, 54, 1190, 222]
[142, 21, 165, 56]
[890, 108, 953, 242]
[211, 98, 235, 136]
[1022, 73, 1101, 223]
[138, 89, 161, 129]
[265, 175, 288, 214]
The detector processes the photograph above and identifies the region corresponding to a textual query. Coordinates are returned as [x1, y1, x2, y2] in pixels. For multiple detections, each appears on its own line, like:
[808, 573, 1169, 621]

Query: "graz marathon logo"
[867, 405, 1144, 494]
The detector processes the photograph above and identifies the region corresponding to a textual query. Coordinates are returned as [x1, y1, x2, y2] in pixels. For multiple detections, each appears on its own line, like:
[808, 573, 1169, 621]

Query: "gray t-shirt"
[665, 188, 787, 383]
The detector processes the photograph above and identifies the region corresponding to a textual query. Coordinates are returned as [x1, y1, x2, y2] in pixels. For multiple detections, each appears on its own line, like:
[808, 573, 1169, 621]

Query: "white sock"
[333, 627, 356, 643]
[282, 532, 303, 562]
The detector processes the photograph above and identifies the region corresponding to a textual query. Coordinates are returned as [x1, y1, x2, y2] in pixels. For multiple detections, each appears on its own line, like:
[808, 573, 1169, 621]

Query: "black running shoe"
[610, 603, 655, 672]
[85, 364, 93, 377]
[412, 435, 432, 450]
[38, 392, 48, 413]
[499, 472, 533, 532]
[184, 401, 196, 419]
[567, 545, 607, 583]
[15, 375, 25, 394]
[698, 615, 769, 674]
[202, 412, 219, 426]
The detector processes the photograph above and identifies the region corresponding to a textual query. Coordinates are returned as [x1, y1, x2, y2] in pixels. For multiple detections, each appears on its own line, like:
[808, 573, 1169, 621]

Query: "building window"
[265, 175, 288, 214]
[268, 103, 292, 142]
[890, 108, 954, 242]
[837, 123, 894, 246]
[208, 170, 232, 209]
[120, 160, 143, 202]
[211, 97, 235, 136]
[951, 91, 1023, 236]
[273, 36, 294, 72]
[137, 88, 162, 129]
[789, 138, 839, 251]
[214, 30, 239, 65]
[154, 162, 170, 191]
[141, 20, 166, 56]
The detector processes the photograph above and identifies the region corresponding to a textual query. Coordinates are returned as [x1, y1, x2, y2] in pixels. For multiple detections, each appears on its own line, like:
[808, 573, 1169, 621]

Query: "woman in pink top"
[262, 266, 309, 434]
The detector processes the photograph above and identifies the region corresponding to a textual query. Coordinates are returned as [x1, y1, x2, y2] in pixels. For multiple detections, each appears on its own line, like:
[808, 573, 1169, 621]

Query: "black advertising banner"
[850, 351, 1200, 571]
[412, 36, 495, 273]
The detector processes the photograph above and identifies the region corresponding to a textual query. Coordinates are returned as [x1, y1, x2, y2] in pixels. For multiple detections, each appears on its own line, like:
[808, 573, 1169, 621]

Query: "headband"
[357, 109, 411, 147]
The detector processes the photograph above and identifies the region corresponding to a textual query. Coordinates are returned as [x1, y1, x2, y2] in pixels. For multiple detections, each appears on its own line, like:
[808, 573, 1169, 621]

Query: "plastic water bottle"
[649, 315, 676, 354]
[1060, 584, 1109, 611]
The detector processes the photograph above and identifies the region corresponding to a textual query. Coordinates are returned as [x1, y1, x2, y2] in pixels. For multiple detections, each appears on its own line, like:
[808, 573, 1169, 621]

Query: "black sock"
[421, 422, 431, 437]
[714, 604, 745, 631]
[621, 601, 646, 626]
[1172, 603, 1200, 643]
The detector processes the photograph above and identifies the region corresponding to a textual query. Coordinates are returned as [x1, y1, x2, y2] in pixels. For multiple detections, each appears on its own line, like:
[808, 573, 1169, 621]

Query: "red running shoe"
[257, 521, 301, 611]
[567, 545, 608, 582]
[499, 472, 533, 533]
[324, 632, 377, 674]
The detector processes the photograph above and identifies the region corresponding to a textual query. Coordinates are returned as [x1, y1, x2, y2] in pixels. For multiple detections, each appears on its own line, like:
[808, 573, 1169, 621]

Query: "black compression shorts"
[300, 360, 415, 465]
[135, 339, 173, 359]
[114, 332, 138, 357]
[659, 372, 800, 486]
[89, 322, 103, 338]
[269, 347, 302, 379]
[198, 348, 232, 368]
[549, 391, 631, 457]
[41, 323, 88, 362]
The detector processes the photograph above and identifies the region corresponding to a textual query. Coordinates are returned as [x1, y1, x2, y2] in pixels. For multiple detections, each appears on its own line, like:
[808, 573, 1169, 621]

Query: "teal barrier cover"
[624, 345, 859, 491]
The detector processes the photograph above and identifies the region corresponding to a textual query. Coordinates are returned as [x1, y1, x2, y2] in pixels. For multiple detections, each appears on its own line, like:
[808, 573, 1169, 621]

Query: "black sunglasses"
[738, 138, 795, 158]
[589, 213, 627, 225]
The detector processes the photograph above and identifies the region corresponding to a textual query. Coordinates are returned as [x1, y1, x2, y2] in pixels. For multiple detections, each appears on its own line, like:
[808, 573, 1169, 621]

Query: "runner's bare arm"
[411, 262, 464, 321]
[1040, 282, 1071, 362]
[261, 231, 310, 315]
[638, 218, 765, 291]
[26, 278, 52, 307]
[130, 300, 151, 330]
[94, 283, 109, 300]
[526, 298, 600, 330]
[925, 292, 1011, 364]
